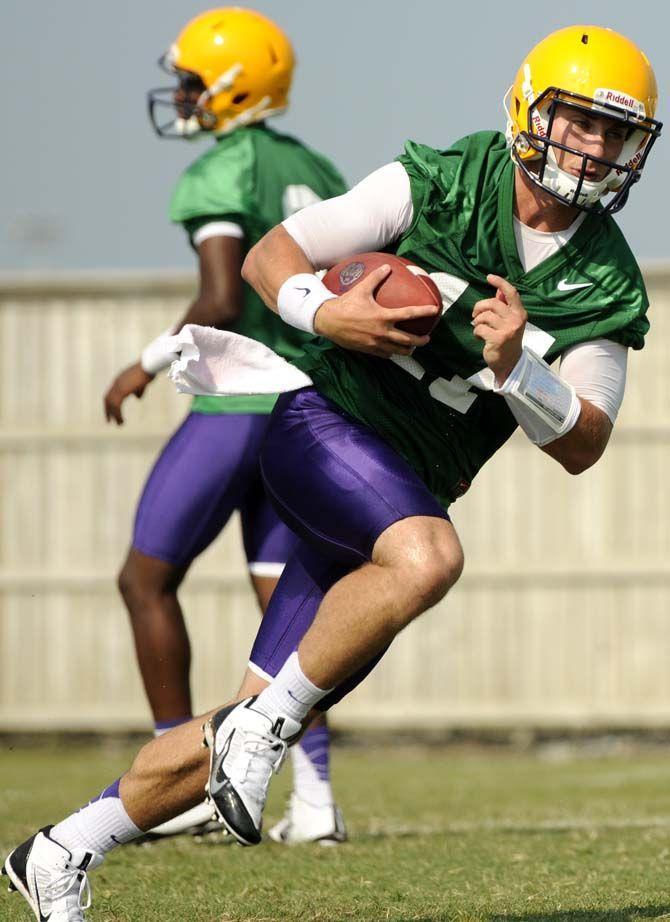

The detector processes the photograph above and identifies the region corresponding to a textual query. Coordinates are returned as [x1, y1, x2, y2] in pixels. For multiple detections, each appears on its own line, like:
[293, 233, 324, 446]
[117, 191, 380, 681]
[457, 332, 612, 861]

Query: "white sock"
[254, 652, 333, 724]
[291, 743, 334, 808]
[51, 795, 141, 856]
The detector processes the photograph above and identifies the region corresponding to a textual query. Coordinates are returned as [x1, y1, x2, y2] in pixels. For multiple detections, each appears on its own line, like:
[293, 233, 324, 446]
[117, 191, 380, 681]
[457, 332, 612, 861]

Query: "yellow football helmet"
[505, 25, 662, 213]
[148, 7, 294, 138]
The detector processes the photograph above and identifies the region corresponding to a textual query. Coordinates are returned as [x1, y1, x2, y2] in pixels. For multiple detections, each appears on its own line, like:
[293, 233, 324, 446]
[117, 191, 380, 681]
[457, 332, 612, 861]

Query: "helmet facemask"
[147, 9, 294, 141]
[147, 55, 222, 138]
[508, 86, 662, 214]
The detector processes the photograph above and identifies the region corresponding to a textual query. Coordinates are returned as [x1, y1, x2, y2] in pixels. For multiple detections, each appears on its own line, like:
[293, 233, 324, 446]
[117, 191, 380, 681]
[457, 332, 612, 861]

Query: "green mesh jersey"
[170, 123, 347, 414]
[294, 130, 649, 509]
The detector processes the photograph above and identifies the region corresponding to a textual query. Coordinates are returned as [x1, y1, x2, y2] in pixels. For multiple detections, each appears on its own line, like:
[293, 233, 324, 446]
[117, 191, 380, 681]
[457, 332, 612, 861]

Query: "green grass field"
[2, 741, 670, 921]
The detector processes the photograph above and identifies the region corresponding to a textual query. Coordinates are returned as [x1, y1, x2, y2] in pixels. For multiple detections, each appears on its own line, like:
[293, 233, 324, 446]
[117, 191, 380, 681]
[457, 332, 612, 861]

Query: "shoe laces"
[47, 864, 92, 918]
[233, 730, 288, 804]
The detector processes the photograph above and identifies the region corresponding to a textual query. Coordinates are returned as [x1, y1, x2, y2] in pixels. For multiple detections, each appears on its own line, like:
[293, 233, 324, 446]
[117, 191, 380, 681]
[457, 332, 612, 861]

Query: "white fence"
[2, 267, 670, 731]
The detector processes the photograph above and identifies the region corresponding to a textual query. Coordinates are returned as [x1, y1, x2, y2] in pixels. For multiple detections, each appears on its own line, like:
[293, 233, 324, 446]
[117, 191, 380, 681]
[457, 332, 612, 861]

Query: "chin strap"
[541, 146, 610, 207]
[214, 97, 282, 136]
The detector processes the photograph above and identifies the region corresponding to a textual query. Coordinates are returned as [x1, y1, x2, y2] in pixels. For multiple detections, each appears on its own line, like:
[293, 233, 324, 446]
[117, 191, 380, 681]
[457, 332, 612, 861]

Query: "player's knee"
[117, 563, 134, 604]
[117, 561, 144, 610]
[411, 549, 463, 610]
[117, 558, 170, 614]
[394, 528, 463, 608]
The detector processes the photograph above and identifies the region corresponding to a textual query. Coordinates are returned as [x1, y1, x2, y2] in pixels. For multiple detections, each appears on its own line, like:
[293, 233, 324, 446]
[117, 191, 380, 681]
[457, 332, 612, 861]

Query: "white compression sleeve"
[558, 339, 628, 424]
[282, 161, 414, 268]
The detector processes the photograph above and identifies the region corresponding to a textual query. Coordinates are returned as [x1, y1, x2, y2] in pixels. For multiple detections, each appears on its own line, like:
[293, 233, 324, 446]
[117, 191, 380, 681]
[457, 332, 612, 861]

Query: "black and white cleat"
[203, 697, 301, 846]
[3, 826, 102, 921]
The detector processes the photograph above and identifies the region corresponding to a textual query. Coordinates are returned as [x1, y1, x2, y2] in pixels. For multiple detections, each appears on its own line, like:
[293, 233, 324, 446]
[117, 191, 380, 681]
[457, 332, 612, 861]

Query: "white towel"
[168, 324, 313, 397]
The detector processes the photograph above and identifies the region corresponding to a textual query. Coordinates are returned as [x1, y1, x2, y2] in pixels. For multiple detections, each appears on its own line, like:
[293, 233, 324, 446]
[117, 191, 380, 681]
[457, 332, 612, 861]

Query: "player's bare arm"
[182, 234, 244, 329]
[242, 224, 312, 309]
[540, 398, 612, 474]
[104, 235, 243, 425]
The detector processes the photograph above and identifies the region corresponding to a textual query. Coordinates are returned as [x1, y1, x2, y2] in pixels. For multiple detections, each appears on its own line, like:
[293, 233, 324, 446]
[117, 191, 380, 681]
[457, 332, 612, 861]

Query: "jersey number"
[390, 273, 555, 414]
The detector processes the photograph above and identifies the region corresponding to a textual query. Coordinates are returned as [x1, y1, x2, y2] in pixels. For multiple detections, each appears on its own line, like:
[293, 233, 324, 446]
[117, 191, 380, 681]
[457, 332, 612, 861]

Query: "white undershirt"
[512, 213, 586, 273]
[282, 161, 628, 423]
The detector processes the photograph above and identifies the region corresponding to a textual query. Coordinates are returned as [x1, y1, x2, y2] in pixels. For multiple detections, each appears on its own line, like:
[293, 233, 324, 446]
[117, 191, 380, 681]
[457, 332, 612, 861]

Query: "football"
[322, 252, 442, 336]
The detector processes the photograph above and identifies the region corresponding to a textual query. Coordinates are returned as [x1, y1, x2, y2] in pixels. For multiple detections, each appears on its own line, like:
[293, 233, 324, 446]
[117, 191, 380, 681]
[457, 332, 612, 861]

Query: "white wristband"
[277, 273, 337, 334]
[494, 348, 581, 446]
[140, 328, 180, 376]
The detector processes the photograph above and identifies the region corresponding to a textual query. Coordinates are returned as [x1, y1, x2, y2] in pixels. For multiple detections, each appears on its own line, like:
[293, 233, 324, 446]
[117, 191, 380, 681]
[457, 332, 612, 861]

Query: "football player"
[102, 8, 347, 843]
[3, 25, 662, 919]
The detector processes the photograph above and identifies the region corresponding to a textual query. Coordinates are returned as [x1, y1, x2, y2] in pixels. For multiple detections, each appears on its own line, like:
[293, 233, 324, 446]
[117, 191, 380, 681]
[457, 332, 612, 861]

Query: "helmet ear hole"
[232, 92, 249, 106]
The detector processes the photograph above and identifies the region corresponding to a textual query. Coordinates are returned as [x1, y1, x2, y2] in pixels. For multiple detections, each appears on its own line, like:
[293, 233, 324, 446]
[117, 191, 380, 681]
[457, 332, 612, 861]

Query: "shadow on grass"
[390, 908, 670, 922]
[358, 821, 670, 843]
[488, 907, 670, 921]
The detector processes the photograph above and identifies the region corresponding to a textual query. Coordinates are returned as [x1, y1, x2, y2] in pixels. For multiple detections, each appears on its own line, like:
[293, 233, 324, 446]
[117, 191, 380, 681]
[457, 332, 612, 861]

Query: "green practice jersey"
[294, 131, 648, 509]
[170, 123, 347, 414]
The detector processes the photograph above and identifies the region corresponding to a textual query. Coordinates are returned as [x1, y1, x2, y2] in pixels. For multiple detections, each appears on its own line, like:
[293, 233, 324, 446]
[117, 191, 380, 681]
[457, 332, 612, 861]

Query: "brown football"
[322, 252, 442, 336]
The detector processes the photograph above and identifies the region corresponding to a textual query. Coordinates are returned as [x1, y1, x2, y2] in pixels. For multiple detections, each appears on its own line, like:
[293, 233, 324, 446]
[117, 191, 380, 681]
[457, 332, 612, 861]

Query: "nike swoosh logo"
[295, 287, 311, 298]
[287, 689, 309, 707]
[212, 733, 233, 790]
[557, 279, 593, 292]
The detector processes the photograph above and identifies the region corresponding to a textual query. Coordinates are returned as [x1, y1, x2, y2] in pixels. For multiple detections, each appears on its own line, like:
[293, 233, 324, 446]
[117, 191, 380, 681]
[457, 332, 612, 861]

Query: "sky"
[2, 0, 668, 270]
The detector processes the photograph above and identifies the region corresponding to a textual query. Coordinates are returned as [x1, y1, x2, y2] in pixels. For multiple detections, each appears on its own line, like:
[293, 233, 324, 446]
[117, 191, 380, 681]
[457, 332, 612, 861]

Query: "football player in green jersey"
[101, 8, 348, 843]
[2, 24, 662, 918]
[203, 23, 663, 846]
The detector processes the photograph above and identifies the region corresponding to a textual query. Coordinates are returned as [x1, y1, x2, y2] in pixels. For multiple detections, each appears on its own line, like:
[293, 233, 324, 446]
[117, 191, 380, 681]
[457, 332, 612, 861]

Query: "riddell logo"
[615, 145, 645, 177]
[531, 112, 546, 137]
[605, 91, 636, 110]
[595, 87, 645, 118]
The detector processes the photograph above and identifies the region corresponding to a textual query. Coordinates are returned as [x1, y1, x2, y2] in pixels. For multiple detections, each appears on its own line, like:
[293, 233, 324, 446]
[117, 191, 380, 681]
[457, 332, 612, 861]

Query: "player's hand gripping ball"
[323, 252, 442, 336]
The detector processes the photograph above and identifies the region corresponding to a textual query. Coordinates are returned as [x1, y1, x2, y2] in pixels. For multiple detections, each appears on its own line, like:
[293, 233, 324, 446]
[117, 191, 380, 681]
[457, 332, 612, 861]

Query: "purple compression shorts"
[133, 412, 297, 571]
[248, 387, 449, 708]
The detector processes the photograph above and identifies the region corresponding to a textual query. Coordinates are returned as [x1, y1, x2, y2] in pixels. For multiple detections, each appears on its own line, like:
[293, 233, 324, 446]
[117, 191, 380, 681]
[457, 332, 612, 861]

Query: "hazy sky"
[3, 0, 668, 269]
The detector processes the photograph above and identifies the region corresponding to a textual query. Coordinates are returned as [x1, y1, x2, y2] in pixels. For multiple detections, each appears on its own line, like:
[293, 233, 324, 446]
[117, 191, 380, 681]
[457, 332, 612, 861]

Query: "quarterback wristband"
[277, 273, 337, 334]
[494, 348, 581, 447]
[140, 328, 180, 376]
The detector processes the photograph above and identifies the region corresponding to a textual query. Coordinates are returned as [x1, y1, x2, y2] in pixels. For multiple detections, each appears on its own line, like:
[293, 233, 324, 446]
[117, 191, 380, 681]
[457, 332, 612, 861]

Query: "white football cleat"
[203, 697, 301, 846]
[2, 826, 102, 921]
[139, 800, 221, 841]
[268, 794, 348, 846]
